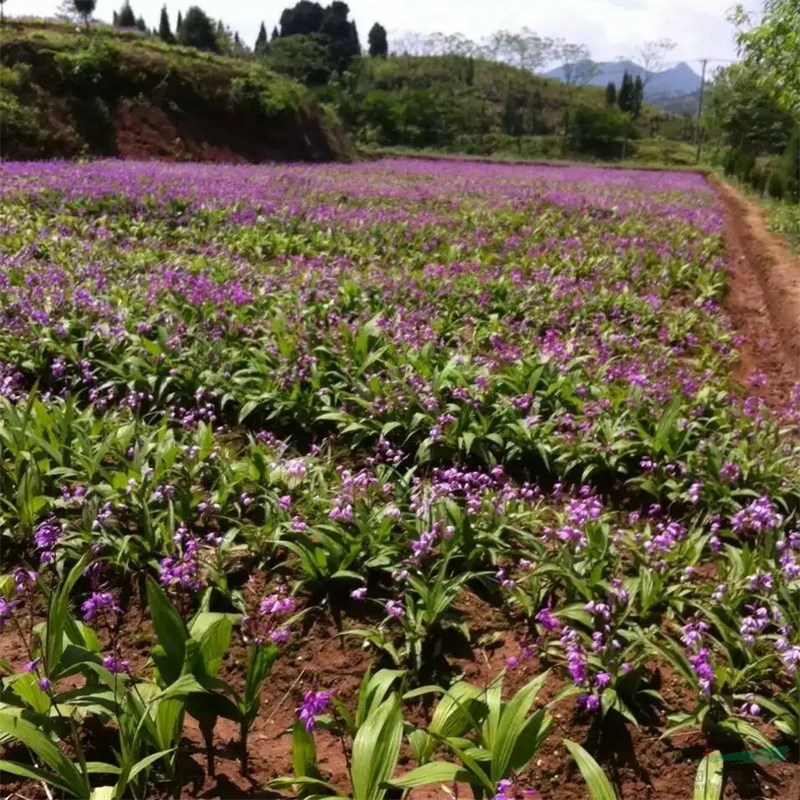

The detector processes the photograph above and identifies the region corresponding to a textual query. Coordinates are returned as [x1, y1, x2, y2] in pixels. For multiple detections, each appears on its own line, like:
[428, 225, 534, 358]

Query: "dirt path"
[712, 176, 800, 408]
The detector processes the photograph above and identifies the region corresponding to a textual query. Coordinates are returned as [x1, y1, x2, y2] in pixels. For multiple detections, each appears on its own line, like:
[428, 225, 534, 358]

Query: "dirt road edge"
[711, 175, 800, 404]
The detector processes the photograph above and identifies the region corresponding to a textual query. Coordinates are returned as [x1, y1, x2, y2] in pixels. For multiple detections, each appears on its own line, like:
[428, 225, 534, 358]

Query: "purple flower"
[594, 671, 612, 689]
[386, 599, 404, 619]
[34, 516, 66, 563]
[297, 689, 331, 732]
[579, 693, 601, 713]
[102, 654, 130, 674]
[81, 591, 121, 623]
[350, 587, 367, 600]
[0, 596, 18, 631]
[688, 648, 714, 697]
[38, 677, 51, 692]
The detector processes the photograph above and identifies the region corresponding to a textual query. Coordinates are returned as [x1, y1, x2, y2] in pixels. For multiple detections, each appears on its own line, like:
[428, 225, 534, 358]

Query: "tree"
[72, 0, 95, 26]
[271, 26, 279, 41]
[605, 81, 617, 107]
[632, 74, 644, 119]
[279, 0, 324, 37]
[733, 0, 800, 114]
[266, 33, 332, 84]
[179, 6, 218, 52]
[554, 41, 599, 149]
[135, 16, 147, 32]
[618, 70, 634, 113]
[320, 1, 360, 71]
[368, 22, 388, 57]
[116, 1, 135, 27]
[255, 21, 267, 52]
[56, 0, 82, 22]
[638, 38, 676, 89]
[176, 10, 182, 33]
[568, 104, 630, 157]
[158, 5, 175, 43]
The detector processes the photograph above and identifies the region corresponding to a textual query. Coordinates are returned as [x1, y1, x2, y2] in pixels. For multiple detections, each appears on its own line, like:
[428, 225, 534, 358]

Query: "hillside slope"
[318, 53, 671, 152]
[0, 20, 352, 162]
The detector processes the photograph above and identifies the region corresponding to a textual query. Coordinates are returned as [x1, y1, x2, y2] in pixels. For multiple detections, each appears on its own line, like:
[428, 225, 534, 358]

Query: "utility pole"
[694, 58, 707, 164]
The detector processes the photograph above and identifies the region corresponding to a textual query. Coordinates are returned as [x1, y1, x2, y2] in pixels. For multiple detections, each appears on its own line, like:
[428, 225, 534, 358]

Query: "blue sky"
[18, 0, 762, 71]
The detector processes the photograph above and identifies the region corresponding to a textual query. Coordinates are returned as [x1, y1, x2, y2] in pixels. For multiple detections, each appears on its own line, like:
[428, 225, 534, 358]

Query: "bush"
[767, 169, 785, 199]
[567, 105, 630, 159]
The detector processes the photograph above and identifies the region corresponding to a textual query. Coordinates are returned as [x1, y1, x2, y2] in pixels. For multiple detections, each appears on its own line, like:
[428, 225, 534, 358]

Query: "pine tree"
[135, 16, 147, 32]
[255, 21, 267, 52]
[605, 81, 617, 108]
[176, 10, 182, 33]
[116, 2, 136, 27]
[367, 22, 387, 58]
[158, 5, 175, 43]
[271, 26, 279, 41]
[632, 75, 644, 119]
[617, 71, 634, 114]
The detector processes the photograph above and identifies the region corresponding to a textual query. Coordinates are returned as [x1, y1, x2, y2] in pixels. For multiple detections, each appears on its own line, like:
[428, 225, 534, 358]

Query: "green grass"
[0, 18, 351, 161]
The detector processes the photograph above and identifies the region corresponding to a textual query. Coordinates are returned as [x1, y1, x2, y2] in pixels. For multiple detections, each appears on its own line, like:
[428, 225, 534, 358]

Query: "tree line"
[703, 0, 799, 202]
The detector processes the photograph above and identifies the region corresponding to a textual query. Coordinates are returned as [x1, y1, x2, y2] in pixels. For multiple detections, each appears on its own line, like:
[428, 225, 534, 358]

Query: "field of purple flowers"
[1, 158, 799, 799]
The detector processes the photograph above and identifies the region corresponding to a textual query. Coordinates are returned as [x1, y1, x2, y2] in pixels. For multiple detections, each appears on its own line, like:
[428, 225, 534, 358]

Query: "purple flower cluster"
[731, 496, 783, 535]
[33, 516, 66, 563]
[297, 689, 331, 732]
[242, 585, 295, 646]
[159, 523, 205, 592]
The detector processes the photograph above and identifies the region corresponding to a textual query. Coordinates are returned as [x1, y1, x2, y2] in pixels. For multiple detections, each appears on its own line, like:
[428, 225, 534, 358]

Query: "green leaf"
[194, 615, 233, 679]
[0, 713, 89, 798]
[127, 748, 176, 784]
[351, 696, 403, 800]
[0, 759, 76, 795]
[293, 719, 320, 785]
[388, 760, 471, 789]
[564, 739, 618, 800]
[145, 577, 187, 684]
[356, 669, 404, 728]
[491, 671, 548, 782]
[694, 750, 724, 800]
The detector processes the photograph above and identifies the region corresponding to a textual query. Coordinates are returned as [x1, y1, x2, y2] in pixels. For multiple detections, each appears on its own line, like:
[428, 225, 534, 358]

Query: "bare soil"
[713, 176, 800, 407]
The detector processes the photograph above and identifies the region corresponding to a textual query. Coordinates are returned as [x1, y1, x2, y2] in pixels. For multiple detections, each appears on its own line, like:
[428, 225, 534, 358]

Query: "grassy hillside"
[316, 53, 677, 156]
[0, 20, 352, 162]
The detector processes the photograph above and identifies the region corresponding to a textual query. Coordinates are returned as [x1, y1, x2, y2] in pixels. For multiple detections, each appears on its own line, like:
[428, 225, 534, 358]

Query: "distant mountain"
[542, 59, 702, 111]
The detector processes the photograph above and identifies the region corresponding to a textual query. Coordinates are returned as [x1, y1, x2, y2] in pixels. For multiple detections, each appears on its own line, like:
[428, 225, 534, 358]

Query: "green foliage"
[733, 0, 800, 114]
[564, 740, 618, 800]
[73, 0, 96, 25]
[116, 2, 136, 28]
[694, 751, 724, 800]
[0, 21, 350, 161]
[254, 20, 267, 52]
[265, 33, 333, 85]
[605, 81, 616, 108]
[567, 104, 630, 158]
[368, 22, 387, 58]
[158, 5, 175, 44]
[178, 5, 219, 52]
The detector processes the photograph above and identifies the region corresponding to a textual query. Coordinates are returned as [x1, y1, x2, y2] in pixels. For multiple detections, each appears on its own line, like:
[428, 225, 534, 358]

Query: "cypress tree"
[158, 5, 175, 43]
[605, 81, 617, 108]
[255, 21, 267, 52]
